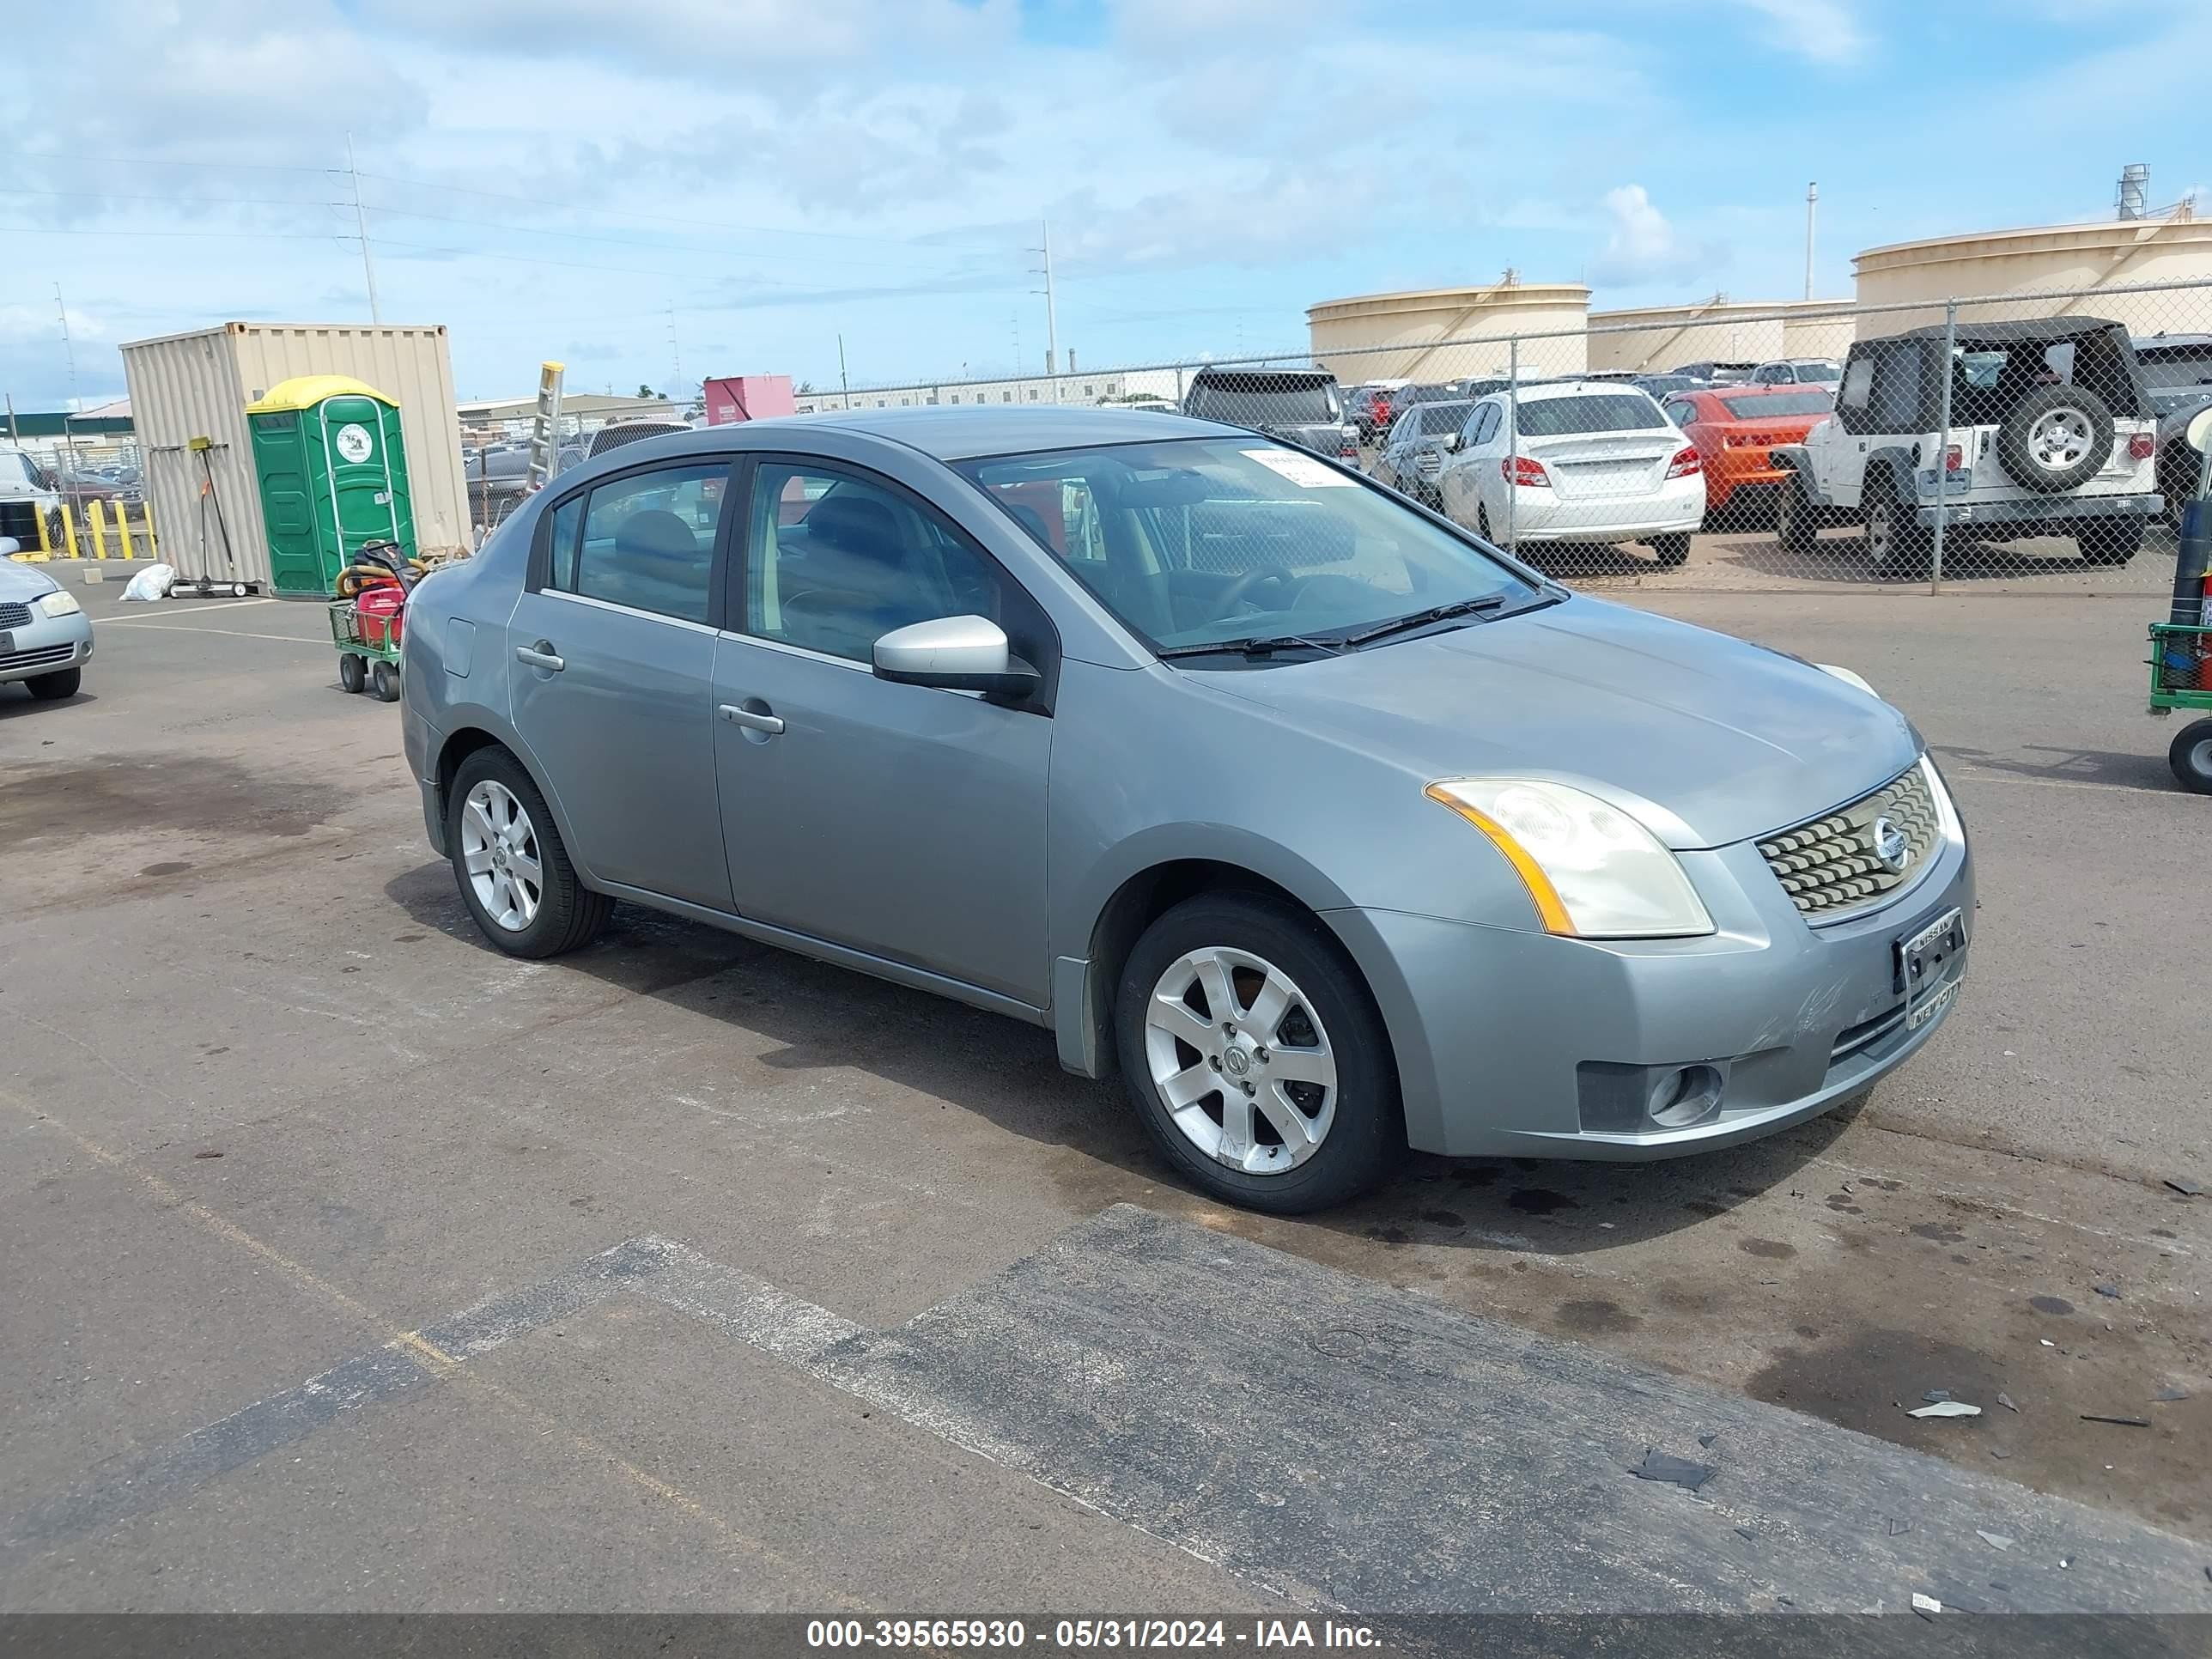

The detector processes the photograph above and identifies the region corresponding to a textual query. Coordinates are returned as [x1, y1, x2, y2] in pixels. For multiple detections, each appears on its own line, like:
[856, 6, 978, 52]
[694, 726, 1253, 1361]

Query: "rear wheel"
[447, 747, 612, 957]
[1648, 533, 1690, 569]
[371, 660, 401, 702]
[1865, 480, 1929, 579]
[1115, 893, 1403, 1214]
[25, 665, 80, 701]
[337, 653, 367, 694]
[2078, 519, 2143, 567]
[2172, 720, 2212, 796]
[1776, 471, 1819, 554]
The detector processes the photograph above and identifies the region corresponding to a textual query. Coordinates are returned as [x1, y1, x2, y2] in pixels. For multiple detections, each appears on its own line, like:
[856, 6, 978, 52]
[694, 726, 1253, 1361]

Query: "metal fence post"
[1929, 299, 1957, 595]
[1506, 337, 1519, 553]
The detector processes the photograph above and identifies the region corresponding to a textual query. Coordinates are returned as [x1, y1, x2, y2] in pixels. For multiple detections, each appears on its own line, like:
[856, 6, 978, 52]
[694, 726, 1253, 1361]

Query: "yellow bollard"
[34, 501, 53, 556]
[117, 502, 137, 561]
[88, 499, 108, 559]
[60, 504, 79, 560]
[143, 501, 159, 560]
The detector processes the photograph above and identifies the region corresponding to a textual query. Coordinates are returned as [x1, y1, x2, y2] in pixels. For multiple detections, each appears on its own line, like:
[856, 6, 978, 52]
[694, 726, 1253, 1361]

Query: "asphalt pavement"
[1, 559, 2205, 1615]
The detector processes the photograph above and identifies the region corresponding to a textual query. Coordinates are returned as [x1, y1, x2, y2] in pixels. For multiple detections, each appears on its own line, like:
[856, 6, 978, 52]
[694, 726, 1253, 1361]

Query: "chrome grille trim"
[0, 643, 75, 672]
[0, 601, 32, 630]
[1758, 763, 1942, 924]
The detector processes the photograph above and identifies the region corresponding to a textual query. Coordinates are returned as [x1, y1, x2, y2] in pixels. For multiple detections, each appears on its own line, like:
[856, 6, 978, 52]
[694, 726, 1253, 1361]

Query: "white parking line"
[104, 599, 276, 623]
[97, 621, 325, 646]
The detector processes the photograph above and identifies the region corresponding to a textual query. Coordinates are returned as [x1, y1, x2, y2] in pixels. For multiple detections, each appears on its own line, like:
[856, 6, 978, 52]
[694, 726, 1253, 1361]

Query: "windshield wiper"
[1342, 595, 1508, 647]
[1156, 633, 1348, 660]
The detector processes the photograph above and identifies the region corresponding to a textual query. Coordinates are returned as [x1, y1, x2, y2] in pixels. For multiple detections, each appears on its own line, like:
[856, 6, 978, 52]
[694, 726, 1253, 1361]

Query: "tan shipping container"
[119, 322, 469, 589]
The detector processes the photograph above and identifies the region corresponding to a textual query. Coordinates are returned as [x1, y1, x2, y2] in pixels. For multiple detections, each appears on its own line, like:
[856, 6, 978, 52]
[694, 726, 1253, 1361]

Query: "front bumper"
[1331, 816, 1973, 1160]
[0, 611, 94, 683]
[1912, 490, 2161, 529]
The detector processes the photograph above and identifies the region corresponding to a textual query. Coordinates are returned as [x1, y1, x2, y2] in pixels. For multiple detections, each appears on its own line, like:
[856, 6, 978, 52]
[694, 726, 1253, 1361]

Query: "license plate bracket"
[0, 630, 13, 654]
[1897, 907, 1966, 1030]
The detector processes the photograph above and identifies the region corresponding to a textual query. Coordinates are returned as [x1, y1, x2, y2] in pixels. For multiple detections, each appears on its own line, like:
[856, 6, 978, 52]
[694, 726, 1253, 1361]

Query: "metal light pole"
[1929, 301, 1958, 595]
[347, 131, 381, 324]
[1804, 182, 1818, 301]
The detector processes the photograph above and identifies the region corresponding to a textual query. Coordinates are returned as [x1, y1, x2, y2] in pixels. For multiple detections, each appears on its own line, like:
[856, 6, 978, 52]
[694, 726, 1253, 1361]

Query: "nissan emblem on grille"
[1756, 765, 1940, 921]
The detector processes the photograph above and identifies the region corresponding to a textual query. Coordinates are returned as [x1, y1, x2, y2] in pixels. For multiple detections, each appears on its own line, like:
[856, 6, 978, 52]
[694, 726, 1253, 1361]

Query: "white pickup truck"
[0, 445, 63, 556]
[1770, 316, 2163, 576]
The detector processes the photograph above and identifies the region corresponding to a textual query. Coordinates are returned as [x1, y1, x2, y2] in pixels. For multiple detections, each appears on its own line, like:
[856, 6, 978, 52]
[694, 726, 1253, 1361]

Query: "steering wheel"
[1218, 567, 1305, 612]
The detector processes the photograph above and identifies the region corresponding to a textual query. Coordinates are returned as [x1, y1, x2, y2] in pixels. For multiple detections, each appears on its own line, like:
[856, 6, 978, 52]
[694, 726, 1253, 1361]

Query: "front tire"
[371, 660, 401, 702]
[447, 748, 612, 957]
[1115, 893, 1403, 1214]
[2078, 520, 2144, 567]
[2172, 719, 2212, 796]
[338, 653, 367, 694]
[25, 665, 81, 700]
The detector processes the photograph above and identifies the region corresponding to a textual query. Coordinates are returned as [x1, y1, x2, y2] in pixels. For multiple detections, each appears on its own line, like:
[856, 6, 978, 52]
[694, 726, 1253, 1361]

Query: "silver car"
[0, 542, 94, 701]
[400, 409, 1972, 1213]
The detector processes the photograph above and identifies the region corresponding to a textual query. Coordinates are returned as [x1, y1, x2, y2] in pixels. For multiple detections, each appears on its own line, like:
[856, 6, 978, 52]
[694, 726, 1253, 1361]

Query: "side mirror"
[1440, 433, 1462, 452]
[0, 537, 19, 556]
[873, 615, 1039, 699]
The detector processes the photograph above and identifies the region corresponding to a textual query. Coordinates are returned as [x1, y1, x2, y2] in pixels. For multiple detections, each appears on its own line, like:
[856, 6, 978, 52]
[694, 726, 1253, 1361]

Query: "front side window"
[550, 462, 726, 623]
[959, 436, 1543, 658]
[743, 464, 1013, 664]
[1471, 404, 1502, 446]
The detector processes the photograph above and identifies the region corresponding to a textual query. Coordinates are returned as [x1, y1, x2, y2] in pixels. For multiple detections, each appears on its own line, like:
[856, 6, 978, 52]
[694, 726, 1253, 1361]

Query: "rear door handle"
[515, 641, 564, 672]
[719, 702, 785, 735]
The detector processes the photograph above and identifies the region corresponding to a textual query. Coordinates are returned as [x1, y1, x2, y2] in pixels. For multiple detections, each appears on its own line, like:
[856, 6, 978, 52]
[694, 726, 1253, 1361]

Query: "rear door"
[507, 457, 736, 911]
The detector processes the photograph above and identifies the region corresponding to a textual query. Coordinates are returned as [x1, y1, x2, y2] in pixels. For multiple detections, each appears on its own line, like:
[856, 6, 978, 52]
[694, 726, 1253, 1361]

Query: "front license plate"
[1897, 907, 1966, 1030]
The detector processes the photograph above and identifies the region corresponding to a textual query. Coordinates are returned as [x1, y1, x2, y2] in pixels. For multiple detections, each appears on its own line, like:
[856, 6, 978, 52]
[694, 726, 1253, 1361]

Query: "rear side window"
[1514, 394, 1662, 436]
[1869, 343, 1924, 429]
[550, 462, 726, 623]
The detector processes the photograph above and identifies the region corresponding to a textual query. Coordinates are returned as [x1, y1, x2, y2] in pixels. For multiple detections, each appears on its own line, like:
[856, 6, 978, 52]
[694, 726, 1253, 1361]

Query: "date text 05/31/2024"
[805, 1619, 1382, 1650]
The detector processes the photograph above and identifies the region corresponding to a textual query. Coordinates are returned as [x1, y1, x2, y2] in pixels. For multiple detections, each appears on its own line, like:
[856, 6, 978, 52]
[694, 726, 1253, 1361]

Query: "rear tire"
[1865, 480, 1929, 579]
[1115, 893, 1403, 1214]
[338, 653, 367, 694]
[25, 665, 81, 701]
[2172, 719, 2212, 796]
[371, 660, 401, 702]
[447, 747, 612, 957]
[2078, 520, 2143, 567]
[1776, 471, 1819, 554]
[1649, 533, 1690, 569]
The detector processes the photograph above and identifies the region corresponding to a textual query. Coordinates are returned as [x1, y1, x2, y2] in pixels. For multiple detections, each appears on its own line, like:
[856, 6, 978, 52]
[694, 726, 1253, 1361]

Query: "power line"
[0, 223, 348, 240]
[0, 149, 339, 173]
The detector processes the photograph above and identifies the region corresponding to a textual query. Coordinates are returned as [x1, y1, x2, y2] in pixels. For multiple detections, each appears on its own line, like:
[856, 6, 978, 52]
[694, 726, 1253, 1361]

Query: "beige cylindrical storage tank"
[121, 321, 470, 591]
[1307, 283, 1589, 382]
[1585, 299, 1854, 373]
[1853, 215, 2212, 335]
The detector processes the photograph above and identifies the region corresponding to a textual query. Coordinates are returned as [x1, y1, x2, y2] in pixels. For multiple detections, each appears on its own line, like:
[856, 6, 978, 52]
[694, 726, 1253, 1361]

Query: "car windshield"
[1186, 379, 1340, 427]
[1721, 391, 1834, 418]
[957, 436, 1542, 658]
[1514, 393, 1662, 436]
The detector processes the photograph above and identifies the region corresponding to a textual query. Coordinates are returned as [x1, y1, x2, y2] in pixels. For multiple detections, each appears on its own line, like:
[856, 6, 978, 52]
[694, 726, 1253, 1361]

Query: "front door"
[711, 459, 1054, 1006]
[507, 457, 736, 912]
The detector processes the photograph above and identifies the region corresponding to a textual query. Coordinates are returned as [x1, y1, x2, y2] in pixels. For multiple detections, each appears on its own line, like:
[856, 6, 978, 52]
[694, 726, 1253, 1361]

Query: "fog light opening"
[1647, 1064, 1725, 1129]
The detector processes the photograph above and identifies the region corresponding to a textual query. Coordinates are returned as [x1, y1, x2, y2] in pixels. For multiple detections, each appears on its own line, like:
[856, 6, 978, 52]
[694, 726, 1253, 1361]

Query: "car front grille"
[0, 601, 32, 629]
[0, 642, 74, 672]
[1758, 764, 1941, 923]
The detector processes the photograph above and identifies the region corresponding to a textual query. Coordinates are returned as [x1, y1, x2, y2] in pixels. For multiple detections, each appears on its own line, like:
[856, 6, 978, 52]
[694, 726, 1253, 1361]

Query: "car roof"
[1885, 313, 2127, 346]
[725, 404, 1243, 461]
[1494, 379, 1659, 401]
[1673, 386, 1830, 417]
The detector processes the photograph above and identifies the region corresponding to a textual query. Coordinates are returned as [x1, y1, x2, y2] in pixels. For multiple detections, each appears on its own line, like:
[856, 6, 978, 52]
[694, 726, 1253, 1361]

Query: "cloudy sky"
[2, 0, 2204, 408]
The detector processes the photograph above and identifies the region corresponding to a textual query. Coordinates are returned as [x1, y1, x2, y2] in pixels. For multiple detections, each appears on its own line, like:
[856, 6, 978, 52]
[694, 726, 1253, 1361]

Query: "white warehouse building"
[793, 366, 1186, 416]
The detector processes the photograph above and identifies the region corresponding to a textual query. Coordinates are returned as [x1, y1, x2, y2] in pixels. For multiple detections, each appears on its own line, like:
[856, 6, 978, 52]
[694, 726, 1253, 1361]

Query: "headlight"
[36, 590, 81, 618]
[1425, 779, 1715, 939]
[1815, 663, 1875, 695]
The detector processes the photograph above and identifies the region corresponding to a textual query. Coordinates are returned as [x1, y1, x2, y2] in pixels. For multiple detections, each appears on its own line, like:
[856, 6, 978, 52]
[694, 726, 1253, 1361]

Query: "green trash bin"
[246, 375, 417, 595]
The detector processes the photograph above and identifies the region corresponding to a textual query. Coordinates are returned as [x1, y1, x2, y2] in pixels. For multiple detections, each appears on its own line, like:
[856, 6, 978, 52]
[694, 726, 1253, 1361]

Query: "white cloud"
[1590, 185, 1712, 285]
[1728, 0, 1867, 64]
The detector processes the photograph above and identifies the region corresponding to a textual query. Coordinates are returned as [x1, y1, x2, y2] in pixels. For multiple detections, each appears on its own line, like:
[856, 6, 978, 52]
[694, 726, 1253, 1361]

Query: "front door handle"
[515, 641, 564, 672]
[719, 702, 785, 736]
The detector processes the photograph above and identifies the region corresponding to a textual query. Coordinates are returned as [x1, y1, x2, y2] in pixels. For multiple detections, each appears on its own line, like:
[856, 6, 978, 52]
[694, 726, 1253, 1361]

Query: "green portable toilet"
[246, 375, 416, 595]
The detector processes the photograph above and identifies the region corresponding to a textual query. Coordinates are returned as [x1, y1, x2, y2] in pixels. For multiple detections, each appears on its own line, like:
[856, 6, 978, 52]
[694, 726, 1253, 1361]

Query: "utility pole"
[347, 131, 381, 324]
[54, 283, 83, 499]
[667, 303, 683, 404]
[1030, 220, 1060, 392]
[1804, 181, 1818, 301]
[837, 333, 850, 403]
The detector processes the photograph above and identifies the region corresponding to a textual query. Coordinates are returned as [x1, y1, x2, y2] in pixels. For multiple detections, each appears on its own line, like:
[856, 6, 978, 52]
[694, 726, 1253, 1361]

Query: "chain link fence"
[806, 275, 2210, 603]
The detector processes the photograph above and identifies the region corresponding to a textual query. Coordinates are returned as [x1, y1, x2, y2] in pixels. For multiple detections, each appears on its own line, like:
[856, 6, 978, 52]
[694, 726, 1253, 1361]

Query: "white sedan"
[1434, 381, 1705, 568]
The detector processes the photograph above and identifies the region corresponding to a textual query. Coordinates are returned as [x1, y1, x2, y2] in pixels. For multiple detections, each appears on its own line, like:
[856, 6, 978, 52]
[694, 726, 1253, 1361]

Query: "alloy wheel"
[461, 779, 544, 932]
[2027, 405, 2094, 472]
[1143, 946, 1338, 1175]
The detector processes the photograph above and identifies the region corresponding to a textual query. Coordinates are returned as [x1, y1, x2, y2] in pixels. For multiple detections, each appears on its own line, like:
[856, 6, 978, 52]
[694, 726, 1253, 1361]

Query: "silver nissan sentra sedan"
[399, 407, 1971, 1212]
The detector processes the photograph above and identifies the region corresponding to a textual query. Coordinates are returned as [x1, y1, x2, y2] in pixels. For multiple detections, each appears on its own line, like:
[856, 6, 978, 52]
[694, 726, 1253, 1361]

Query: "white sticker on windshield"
[1240, 447, 1355, 488]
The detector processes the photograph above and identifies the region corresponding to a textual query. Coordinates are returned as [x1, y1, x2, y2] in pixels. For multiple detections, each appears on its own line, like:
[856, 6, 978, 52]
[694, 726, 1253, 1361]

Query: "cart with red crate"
[327, 540, 420, 702]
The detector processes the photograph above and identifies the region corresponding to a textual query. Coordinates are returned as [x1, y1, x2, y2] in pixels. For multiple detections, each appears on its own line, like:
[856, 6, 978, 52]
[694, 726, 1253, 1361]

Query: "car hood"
[0, 558, 59, 602]
[1203, 596, 1920, 848]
